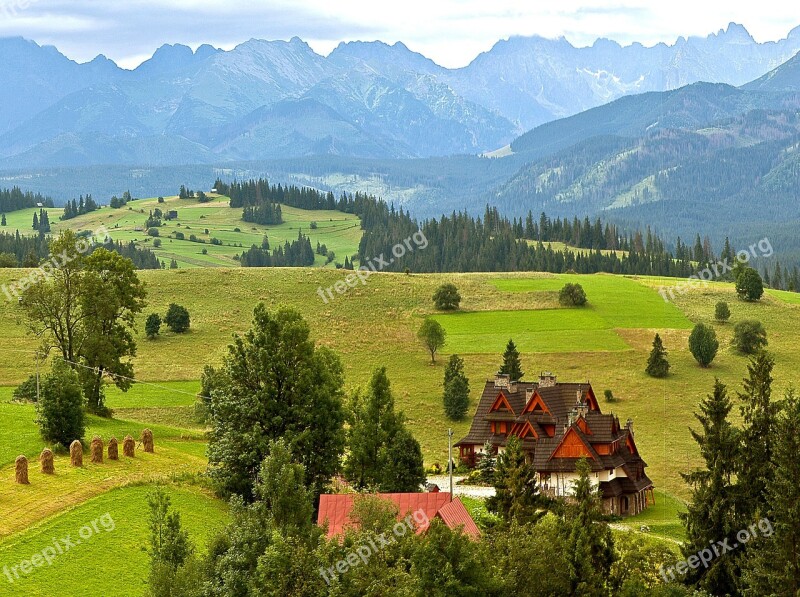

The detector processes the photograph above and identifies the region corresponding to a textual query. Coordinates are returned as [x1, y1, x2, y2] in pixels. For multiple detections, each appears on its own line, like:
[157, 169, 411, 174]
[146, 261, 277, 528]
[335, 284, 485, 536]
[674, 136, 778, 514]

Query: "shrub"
[165, 303, 190, 333]
[0, 252, 17, 267]
[157, 196, 165, 203]
[736, 268, 764, 301]
[233, 227, 241, 232]
[433, 283, 461, 310]
[13, 374, 39, 402]
[689, 323, 719, 367]
[310, 221, 318, 229]
[603, 389, 617, 403]
[37, 360, 85, 449]
[145, 313, 162, 339]
[147, 227, 160, 237]
[201, 248, 208, 255]
[174, 231, 185, 240]
[732, 320, 768, 354]
[153, 238, 162, 248]
[715, 301, 731, 323]
[559, 283, 587, 306]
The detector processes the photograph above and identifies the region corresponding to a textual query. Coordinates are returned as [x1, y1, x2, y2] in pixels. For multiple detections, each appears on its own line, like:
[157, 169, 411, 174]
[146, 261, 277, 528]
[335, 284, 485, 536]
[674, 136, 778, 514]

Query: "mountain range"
[2, 23, 800, 167]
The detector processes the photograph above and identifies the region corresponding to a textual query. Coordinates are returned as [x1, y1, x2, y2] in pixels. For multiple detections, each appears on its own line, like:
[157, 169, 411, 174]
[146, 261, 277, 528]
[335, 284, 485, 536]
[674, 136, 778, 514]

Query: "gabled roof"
[435, 498, 481, 539]
[317, 493, 480, 539]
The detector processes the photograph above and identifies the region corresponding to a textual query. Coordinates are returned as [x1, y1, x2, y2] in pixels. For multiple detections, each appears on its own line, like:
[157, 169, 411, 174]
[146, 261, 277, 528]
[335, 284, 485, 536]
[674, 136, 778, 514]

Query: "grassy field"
[0, 483, 228, 596]
[4, 194, 363, 269]
[3, 264, 800, 591]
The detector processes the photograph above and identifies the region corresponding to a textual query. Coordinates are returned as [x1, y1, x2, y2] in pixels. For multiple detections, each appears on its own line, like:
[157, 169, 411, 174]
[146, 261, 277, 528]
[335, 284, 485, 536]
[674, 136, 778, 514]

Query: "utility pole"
[448, 428, 454, 502]
[35, 351, 40, 403]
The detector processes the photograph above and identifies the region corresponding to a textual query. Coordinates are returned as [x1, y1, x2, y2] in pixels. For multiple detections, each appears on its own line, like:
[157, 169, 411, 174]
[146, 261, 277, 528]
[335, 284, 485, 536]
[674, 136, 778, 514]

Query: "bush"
[559, 283, 587, 306]
[715, 301, 731, 323]
[147, 227, 160, 237]
[153, 238, 162, 248]
[736, 268, 764, 301]
[165, 303, 190, 333]
[13, 374, 39, 402]
[689, 323, 719, 367]
[145, 313, 162, 339]
[732, 320, 768, 354]
[174, 232, 185, 240]
[157, 196, 164, 203]
[201, 248, 208, 255]
[0, 252, 17, 268]
[36, 361, 85, 449]
[603, 389, 617, 403]
[310, 221, 318, 229]
[433, 283, 461, 310]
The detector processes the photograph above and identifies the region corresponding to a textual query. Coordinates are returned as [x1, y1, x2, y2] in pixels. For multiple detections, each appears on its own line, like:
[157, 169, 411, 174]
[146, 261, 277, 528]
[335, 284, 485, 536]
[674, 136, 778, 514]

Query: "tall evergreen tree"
[442, 354, 470, 420]
[680, 379, 741, 594]
[488, 435, 546, 525]
[564, 457, 615, 596]
[344, 367, 425, 492]
[645, 333, 670, 378]
[737, 352, 779, 522]
[499, 339, 524, 381]
[1, 214, 6, 226]
[742, 390, 800, 596]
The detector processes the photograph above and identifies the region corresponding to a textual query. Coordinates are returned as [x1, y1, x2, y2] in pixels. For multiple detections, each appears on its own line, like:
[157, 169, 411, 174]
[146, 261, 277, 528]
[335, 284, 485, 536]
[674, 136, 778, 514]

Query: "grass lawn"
[0, 483, 228, 596]
[616, 490, 687, 544]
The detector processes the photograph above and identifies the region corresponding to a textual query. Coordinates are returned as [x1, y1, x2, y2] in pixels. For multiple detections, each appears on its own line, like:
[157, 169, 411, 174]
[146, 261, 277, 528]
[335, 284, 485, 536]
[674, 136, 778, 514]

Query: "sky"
[0, 0, 798, 69]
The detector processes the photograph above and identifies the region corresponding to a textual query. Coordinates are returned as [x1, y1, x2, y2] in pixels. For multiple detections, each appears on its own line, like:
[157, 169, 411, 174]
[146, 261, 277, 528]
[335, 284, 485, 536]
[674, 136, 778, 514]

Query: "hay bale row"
[12, 431, 154, 483]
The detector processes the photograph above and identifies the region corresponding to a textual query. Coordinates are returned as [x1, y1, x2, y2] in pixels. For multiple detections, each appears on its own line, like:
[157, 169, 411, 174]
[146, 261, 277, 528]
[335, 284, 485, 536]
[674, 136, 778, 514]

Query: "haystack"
[70, 440, 83, 466]
[141, 428, 154, 453]
[108, 437, 119, 460]
[90, 436, 103, 463]
[123, 435, 135, 457]
[15, 455, 29, 484]
[40, 448, 54, 474]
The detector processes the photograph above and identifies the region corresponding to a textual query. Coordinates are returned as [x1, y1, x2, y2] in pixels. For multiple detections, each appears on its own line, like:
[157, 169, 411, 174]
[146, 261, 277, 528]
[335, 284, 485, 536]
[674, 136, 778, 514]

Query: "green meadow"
[2, 256, 800, 587]
[5, 194, 363, 269]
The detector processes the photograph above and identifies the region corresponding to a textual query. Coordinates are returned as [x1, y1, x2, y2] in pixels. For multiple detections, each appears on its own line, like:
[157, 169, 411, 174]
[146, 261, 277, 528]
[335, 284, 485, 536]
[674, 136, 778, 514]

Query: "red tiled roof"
[317, 493, 479, 539]
[436, 498, 481, 539]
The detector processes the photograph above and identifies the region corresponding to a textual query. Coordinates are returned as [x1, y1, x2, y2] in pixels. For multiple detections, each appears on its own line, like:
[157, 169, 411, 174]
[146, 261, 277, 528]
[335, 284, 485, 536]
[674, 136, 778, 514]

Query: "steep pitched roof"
[317, 493, 480, 539]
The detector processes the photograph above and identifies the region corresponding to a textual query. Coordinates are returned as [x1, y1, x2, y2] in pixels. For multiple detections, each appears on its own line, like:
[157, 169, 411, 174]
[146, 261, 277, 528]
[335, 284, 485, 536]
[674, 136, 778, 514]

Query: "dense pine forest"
[0, 187, 54, 214]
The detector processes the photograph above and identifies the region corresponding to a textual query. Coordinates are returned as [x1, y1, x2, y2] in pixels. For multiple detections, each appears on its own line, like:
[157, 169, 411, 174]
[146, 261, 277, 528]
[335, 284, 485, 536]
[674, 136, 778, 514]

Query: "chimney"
[525, 387, 535, 402]
[494, 373, 510, 389]
[626, 418, 634, 437]
[539, 371, 557, 387]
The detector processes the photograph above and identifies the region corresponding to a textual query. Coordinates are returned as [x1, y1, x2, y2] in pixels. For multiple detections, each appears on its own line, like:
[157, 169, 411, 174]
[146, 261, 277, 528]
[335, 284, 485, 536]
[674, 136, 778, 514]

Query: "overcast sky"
[0, 0, 798, 69]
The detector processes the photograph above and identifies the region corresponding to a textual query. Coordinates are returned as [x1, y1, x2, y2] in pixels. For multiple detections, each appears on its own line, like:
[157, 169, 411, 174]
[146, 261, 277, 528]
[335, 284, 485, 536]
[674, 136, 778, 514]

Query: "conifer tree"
[499, 339, 524, 381]
[564, 457, 615, 595]
[737, 352, 779, 522]
[1, 213, 6, 226]
[488, 435, 545, 525]
[742, 390, 800, 595]
[645, 333, 670, 378]
[442, 354, 470, 420]
[32, 211, 38, 230]
[680, 379, 741, 593]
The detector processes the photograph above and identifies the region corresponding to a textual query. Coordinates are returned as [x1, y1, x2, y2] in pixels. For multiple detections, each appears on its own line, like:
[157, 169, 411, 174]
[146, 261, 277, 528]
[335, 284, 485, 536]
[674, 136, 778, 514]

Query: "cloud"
[0, 0, 797, 69]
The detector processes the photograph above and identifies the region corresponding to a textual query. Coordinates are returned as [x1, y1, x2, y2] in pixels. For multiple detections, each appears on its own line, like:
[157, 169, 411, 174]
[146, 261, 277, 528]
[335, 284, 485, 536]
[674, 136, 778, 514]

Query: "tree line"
[0, 186, 54, 213]
[60, 195, 98, 221]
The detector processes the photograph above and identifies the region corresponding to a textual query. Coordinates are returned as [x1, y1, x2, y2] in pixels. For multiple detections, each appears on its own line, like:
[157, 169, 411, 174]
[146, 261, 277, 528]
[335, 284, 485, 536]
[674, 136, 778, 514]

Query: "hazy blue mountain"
[2, 24, 800, 169]
[743, 49, 800, 91]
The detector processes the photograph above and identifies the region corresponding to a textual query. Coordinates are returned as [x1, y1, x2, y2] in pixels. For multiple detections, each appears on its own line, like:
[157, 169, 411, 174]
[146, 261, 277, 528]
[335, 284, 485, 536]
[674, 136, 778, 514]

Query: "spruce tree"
[680, 379, 741, 593]
[564, 457, 615, 596]
[737, 352, 779, 522]
[742, 390, 800, 595]
[645, 333, 670, 378]
[1, 213, 6, 226]
[499, 339, 524, 381]
[32, 211, 38, 230]
[487, 436, 545, 525]
[442, 354, 470, 420]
